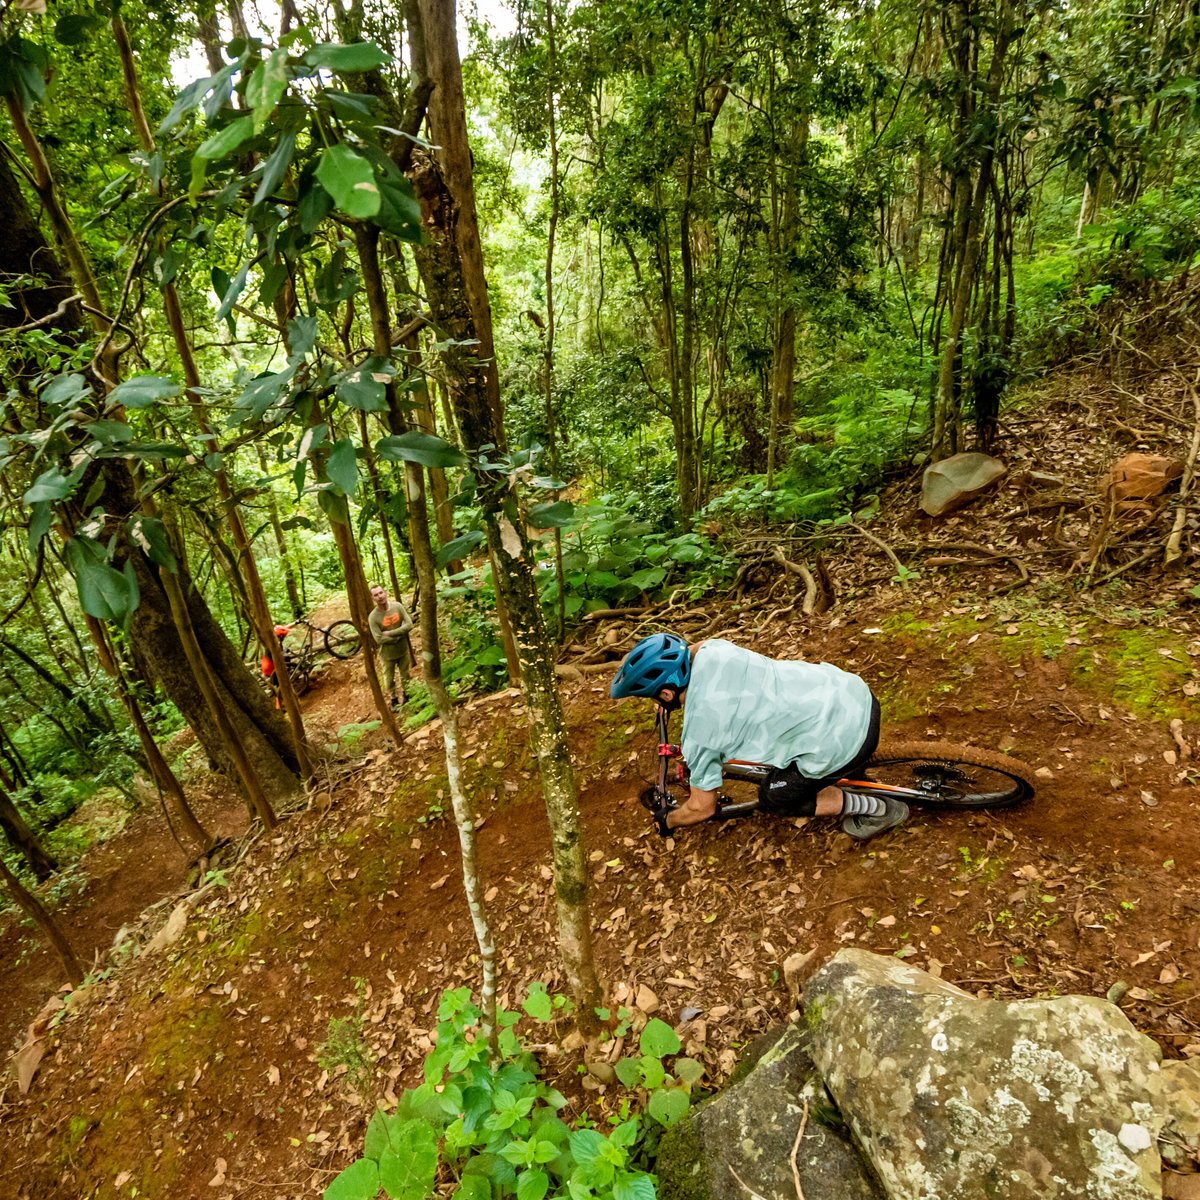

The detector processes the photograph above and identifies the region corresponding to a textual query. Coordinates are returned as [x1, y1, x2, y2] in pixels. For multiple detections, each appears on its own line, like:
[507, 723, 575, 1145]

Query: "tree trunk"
[0, 853, 83, 985]
[0, 787, 58, 881]
[413, 0, 601, 1019]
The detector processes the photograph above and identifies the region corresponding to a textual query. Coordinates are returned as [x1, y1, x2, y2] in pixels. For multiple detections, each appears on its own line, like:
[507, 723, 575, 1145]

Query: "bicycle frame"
[653, 707, 931, 820]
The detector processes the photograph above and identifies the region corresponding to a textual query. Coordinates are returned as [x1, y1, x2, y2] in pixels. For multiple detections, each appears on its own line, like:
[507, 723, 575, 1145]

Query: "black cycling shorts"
[757, 697, 882, 816]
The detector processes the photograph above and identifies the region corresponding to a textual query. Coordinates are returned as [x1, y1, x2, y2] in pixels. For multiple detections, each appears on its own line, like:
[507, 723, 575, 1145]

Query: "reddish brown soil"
[2, 580, 1199, 1200]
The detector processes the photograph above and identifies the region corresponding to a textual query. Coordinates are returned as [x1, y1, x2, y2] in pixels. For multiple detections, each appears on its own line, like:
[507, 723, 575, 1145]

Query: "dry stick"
[849, 522, 909, 581]
[768, 547, 818, 615]
[789, 1100, 811, 1200]
[1166, 371, 1200, 566]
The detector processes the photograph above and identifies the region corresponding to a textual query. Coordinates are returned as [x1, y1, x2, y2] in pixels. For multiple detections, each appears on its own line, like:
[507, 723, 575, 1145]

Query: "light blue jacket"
[680, 639, 874, 790]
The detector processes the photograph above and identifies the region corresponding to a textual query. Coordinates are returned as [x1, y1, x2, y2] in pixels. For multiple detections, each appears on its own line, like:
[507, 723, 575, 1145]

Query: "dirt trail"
[3, 588, 1200, 1200]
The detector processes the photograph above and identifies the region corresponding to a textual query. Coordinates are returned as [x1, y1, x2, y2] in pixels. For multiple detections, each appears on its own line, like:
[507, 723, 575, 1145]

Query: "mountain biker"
[610, 633, 908, 841]
[368, 585, 415, 709]
[261, 624, 293, 709]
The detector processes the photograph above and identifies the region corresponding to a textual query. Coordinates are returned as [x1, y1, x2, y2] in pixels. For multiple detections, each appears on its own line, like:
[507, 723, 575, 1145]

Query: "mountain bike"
[257, 616, 362, 697]
[642, 708, 1036, 834]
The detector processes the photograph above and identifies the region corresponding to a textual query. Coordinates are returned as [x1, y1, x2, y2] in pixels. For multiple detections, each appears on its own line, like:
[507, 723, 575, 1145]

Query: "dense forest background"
[1, 0, 1199, 1039]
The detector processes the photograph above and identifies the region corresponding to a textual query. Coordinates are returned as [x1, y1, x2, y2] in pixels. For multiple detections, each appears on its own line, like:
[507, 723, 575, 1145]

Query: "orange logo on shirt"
[382, 613, 400, 628]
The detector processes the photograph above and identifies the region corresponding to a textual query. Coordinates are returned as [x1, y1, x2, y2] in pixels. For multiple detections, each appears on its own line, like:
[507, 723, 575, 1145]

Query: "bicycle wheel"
[864, 740, 1035, 810]
[323, 620, 362, 659]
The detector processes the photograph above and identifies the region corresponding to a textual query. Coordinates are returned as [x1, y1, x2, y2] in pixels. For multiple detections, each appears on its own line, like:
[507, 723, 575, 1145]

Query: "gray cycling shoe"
[843, 795, 910, 841]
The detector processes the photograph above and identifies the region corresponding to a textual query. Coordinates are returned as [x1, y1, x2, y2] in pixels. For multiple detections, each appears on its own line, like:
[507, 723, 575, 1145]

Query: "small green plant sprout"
[612, 1017, 703, 1128]
[325, 986, 657, 1200]
[317, 978, 375, 1095]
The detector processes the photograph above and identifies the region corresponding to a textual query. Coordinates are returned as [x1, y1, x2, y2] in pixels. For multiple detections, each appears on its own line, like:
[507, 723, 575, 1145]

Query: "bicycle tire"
[292, 660, 313, 696]
[323, 620, 361, 659]
[864, 740, 1036, 810]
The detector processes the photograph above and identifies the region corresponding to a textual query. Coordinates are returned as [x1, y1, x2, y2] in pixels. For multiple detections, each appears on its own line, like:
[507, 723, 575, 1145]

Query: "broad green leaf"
[27, 502, 52, 553]
[453, 1177, 490, 1200]
[669, 542, 705, 563]
[316, 145, 381, 219]
[108, 375, 182, 410]
[231, 366, 296, 424]
[626, 567, 666, 591]
[567, 1129, 607, 1166]
[608, 1120, 640, 1149]
[337, 370, 388, 412]
[516, 1170, 548, 1200]
[323, 1158, 380, 1200]
[318, 487, 350, 525]
[377, 1119, 437, 1200]
[24, 469, 74, 505]
[121, 442, 188, 461]
[638, 1019, 680, 1058]
[647, 1087, 689, 1127]
[42, 373, 90, 408]
[254, 133, 296, 205]
[639, 1055, 666, 1090]
[246, 47, 290, 131]
[374, 175, 423, 242]
[288, 314, 319, 361]
[159, 65, 235, 133]
[613, 1058, 643, 1089]
[299, 176, 335, 233]
[65, 537, 140, 626]
[326, 438, 360, 497]
[522, 984, 552, 1022]
[528, 501, 575, 529]
[216, 263, 250, 322]
[0, 37, 48, 112]
[196, 114, 254, 161]
[435, 531, 484, 567]
[305, 42, 390, 72]
[363, 1111, 390, 1161]
[376, 432, 466, 469]
[673, 1057, 705, 1086]
[613, 1172, 656, 1200]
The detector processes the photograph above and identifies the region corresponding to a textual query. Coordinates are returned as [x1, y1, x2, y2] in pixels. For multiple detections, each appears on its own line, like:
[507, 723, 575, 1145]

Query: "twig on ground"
[789, 1100, 810, 1200]
[1165, 370, 1200, 565]
[850, 522, 909, 581]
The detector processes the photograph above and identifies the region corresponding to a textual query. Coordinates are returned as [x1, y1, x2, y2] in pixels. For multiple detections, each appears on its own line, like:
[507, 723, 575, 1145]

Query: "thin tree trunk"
[413, 0, 601, 1020]
[0, 787, 58, 881]
[0, 853, 83, 985]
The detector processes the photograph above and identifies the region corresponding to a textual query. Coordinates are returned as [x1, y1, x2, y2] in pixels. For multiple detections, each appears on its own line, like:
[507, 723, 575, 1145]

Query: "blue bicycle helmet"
[610, 632, 691, 699]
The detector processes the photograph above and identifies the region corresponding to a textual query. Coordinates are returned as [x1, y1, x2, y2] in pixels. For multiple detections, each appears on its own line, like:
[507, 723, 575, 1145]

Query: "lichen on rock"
[803, 949, 1166, 1200]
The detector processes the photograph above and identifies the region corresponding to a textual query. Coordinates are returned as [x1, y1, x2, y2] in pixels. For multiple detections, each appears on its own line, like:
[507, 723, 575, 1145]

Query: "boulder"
[1159, 1059, 1200, 1172]
[657, 1024, 885, 1200]
[1104, 453, 1183, 508]
[804, 949, 1166, 1200]
[920, 452, 1007, 517]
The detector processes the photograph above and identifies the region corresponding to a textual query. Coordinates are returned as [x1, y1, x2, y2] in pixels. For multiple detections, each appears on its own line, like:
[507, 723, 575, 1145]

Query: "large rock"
[1104, 453, 1183, 508]
[804, 949, 1166, 1200]
[1159, 1059, 1200, 1172]
[920, 452, 1007, 516]
[657, 1024, 885, 1200]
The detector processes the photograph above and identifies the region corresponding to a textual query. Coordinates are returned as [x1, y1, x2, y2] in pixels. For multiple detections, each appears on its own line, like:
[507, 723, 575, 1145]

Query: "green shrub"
[324, 985, 702, 1200]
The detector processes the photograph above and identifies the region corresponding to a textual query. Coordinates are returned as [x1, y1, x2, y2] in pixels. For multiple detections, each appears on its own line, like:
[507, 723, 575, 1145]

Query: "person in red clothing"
[261, 624, 292, 707]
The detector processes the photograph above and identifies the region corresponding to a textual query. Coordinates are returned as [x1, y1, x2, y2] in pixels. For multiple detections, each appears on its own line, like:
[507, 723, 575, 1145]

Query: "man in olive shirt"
[367, 585, 414, 708]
